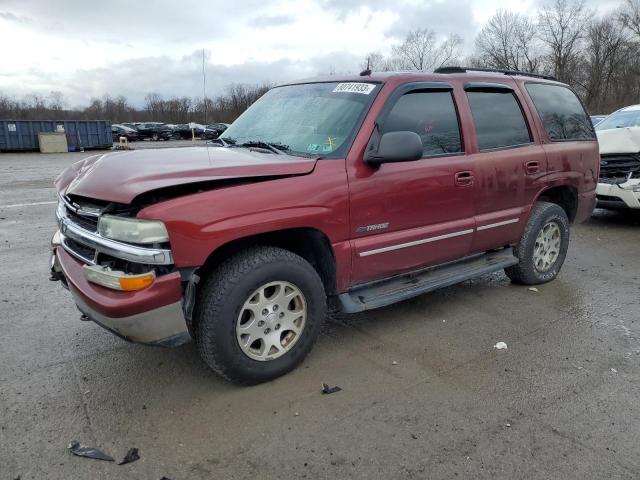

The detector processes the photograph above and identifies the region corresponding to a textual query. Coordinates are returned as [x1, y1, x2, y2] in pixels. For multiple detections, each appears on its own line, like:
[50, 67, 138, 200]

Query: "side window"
[467, 91, 532, 151]
[525, 83, 595, 141]
[383, 91, 462, 156]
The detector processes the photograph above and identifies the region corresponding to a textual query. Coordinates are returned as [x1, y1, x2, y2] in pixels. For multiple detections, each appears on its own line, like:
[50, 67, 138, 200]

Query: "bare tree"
[620, 0, 640, 38]
[537, 0, 592, 82]
[579, 16, 631, 112]
[476, 10, 542, 71]
[47, 91, 66, 113]
[391, 29, 463, 71]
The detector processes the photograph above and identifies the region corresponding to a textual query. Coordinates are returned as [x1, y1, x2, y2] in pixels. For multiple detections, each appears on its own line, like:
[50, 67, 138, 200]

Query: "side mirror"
[365, 131, 423, 166]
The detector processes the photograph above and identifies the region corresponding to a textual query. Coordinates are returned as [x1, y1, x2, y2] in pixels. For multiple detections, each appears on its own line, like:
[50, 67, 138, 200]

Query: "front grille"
[600, 153, 640, 184]
[596, 195, 626, 203]
[62, 236, 96, 264]
[65, 208, 98, 232]
[60, 195, 104, 263]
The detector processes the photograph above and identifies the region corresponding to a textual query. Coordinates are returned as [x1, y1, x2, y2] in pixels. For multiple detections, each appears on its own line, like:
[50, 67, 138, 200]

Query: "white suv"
[595, 105, 640, 209]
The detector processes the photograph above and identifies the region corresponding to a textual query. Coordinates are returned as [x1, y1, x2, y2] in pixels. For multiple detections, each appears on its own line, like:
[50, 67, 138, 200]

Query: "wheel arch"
[535, 185, 578, 222]
[196, 227, 338, 296]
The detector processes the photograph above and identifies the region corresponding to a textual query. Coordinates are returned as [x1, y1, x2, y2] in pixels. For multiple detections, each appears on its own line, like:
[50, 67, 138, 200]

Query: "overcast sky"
[0, 0, 622, 108]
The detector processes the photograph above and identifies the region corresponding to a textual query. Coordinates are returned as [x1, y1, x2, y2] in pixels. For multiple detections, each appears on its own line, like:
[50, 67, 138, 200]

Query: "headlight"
[98, 215, 169, 244]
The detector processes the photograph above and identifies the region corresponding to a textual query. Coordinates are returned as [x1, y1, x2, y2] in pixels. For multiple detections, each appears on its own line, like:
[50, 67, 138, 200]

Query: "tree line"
[2, 0, 640, 121]
[0, 83, 271, 124]
[363, 0, 640, 114]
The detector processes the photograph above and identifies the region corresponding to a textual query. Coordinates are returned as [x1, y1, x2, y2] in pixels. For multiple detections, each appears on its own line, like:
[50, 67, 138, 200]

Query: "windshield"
[220, 82, 379, 157]
[595, 110, 640, 131]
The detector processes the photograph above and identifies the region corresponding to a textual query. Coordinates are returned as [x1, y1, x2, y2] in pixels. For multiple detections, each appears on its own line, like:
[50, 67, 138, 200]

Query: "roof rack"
[434, 66, 557, 81]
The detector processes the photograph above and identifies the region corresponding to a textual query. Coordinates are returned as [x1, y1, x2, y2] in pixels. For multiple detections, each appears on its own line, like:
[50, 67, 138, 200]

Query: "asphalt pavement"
[1, 145, 639, 479]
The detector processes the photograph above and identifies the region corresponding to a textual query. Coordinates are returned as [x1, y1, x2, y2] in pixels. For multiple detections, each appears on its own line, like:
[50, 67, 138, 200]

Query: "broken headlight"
[97, 215, 169, 244]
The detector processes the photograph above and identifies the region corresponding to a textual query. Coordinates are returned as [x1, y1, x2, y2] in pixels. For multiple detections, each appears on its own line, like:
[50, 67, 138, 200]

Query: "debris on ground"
[67, 440, 114, 462]
[494, 342, 508, 350]
[611, 368, 618, 373]
[118, 448, 140, 465]
[392, 361, 399, 366]
[322, 383, 342, 394]
[528, 287, 539, 293]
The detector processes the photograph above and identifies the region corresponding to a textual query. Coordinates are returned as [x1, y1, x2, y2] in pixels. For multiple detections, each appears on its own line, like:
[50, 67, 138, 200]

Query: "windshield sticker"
[332, 83, 376, 95]
[307, 143, 322, 152]
[323, 136, 336, 152]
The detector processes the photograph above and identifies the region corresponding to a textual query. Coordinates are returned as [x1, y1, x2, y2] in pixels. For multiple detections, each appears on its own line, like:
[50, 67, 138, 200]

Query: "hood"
[596, 127, 640, 155]
[57, 147, 317, 204]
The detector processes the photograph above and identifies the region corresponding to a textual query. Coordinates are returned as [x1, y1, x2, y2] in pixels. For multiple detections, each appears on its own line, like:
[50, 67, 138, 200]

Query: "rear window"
[525, 83, 595, 141]
[467, 91, 532, 150]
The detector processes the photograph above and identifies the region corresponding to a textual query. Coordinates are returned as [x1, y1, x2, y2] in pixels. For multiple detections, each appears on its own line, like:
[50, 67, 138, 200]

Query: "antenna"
[360, 56, 372, 76]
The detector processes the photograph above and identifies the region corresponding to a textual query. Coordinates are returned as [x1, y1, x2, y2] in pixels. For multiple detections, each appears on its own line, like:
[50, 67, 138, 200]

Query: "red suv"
[50, 68, 599, 384]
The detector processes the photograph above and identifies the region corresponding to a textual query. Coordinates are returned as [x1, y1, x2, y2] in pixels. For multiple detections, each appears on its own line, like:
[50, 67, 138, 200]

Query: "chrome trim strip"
[476, 218, 519, 231]
[56, 206, 173, 265]
[359, 229, 474, 257]
[60, 232, 96, 265]
[60, 194, 78, 213]
[61, 194, 100, 217]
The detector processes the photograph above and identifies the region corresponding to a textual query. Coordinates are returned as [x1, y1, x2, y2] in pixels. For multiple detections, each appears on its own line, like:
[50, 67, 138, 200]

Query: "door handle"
[525, 161, 540, 175]
[454, 171, 474, 187]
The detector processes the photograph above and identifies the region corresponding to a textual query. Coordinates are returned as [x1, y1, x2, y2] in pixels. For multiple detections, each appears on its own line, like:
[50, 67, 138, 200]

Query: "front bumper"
[51, 232, 190, 347]
[596, 180, 640, 209]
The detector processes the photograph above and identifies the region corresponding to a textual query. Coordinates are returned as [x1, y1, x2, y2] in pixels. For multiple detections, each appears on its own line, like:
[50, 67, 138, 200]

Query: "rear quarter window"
[525, 83, 595, 141]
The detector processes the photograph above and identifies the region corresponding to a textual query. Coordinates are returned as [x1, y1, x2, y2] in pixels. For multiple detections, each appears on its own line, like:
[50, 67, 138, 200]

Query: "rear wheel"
[505, 202, 570, 285]
[195, 247, 325, 384]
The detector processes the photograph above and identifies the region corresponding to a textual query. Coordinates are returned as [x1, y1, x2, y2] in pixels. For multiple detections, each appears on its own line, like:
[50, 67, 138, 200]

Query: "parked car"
[120, 122, 140, 130]
[135, 122, 173, 141]
[594, 105, 640, 209]
[111, 124, 140, 142]
[50, 68, 598, 384]
[590, 115, 606, 125]
[171, 123, 203, 139]
[204, 123, 229, 140]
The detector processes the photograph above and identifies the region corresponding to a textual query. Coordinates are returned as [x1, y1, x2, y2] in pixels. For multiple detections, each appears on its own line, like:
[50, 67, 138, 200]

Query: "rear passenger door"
[463, 82, 547, 253]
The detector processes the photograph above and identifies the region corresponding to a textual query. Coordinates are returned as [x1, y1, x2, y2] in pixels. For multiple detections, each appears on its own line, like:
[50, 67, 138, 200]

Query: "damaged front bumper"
[51, 231, 191, 347]
[596, 179, 640, 209]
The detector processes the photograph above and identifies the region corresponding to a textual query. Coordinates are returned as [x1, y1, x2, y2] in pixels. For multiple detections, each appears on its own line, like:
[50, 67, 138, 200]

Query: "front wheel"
[195, 247, 326, 384]
[505, 202, 570, 285]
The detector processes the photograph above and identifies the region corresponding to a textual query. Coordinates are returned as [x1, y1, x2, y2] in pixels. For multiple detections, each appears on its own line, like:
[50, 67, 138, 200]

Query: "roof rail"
[434, 66, 557, 81]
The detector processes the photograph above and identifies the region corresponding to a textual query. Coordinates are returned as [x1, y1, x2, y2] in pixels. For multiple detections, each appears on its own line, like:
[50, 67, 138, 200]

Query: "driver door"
[347, 83, 476, 285]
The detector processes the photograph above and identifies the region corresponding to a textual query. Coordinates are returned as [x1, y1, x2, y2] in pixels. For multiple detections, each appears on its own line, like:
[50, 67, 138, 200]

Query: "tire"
[195, 246, 326, 384]
[505, 201, 570, 285]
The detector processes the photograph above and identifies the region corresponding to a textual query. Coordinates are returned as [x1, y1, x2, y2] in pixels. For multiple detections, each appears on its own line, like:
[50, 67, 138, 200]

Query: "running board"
[338, 248, 519, 313]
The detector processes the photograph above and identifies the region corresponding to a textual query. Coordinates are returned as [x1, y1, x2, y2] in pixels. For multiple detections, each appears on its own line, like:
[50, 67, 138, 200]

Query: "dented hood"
[596, 127, 640, 155]
[57, 147, 317, 204]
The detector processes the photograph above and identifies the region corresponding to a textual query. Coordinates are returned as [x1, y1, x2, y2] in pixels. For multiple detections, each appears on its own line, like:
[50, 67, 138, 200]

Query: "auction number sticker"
[333, 83, 376, 95]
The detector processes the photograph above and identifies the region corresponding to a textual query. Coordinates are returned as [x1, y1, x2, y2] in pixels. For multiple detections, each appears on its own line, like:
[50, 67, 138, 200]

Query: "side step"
[338, 248, 518, 313]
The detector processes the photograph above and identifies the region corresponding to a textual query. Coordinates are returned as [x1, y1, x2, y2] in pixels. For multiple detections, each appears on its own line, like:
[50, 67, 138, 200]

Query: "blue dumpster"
[0, 120, 112, 152]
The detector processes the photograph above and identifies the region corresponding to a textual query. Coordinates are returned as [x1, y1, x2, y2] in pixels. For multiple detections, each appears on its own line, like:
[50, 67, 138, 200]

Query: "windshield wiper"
[237, 140, 290, 155]
[208, 137, 229, 146]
